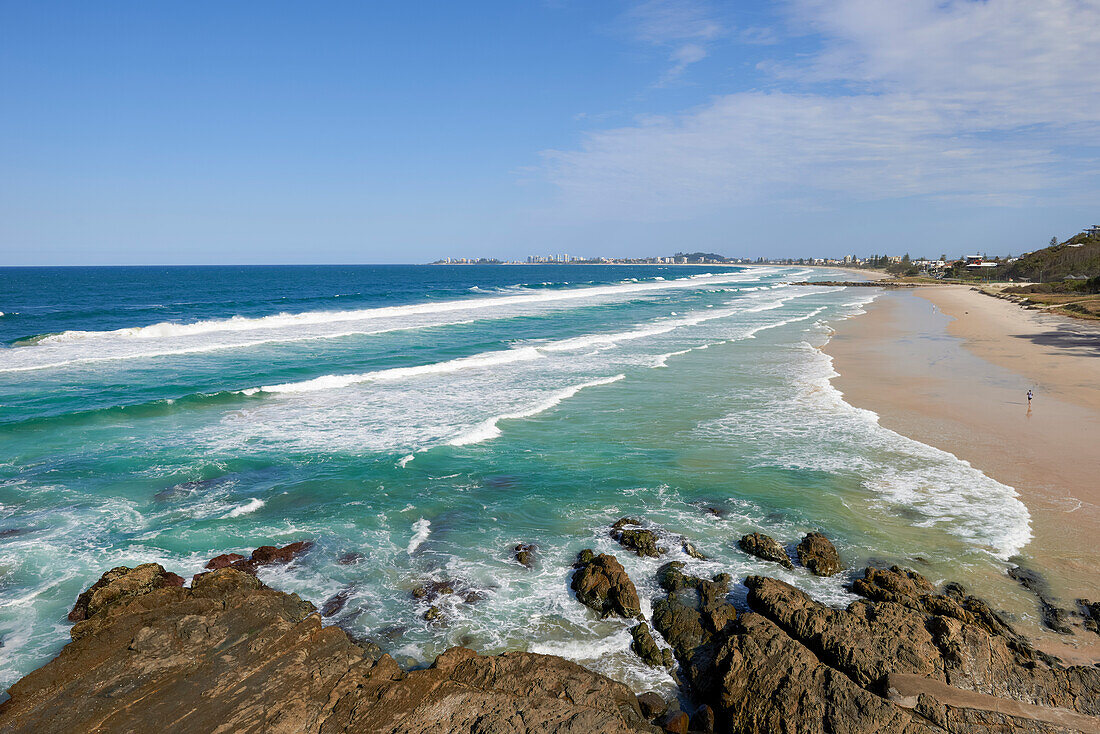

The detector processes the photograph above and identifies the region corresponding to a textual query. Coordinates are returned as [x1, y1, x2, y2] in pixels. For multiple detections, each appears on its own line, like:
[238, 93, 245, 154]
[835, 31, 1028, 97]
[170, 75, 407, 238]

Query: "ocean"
[0, 264, 1031, 694]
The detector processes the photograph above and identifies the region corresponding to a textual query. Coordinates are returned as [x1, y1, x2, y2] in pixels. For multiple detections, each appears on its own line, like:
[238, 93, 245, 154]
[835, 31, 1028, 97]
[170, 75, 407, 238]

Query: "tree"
[1050, 236, 1059, 248]
[939, 253, 946, 262]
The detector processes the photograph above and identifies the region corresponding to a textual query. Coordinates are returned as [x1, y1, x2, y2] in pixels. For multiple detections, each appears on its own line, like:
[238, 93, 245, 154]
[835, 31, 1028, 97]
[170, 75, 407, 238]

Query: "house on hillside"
[965, 255, 998, 268]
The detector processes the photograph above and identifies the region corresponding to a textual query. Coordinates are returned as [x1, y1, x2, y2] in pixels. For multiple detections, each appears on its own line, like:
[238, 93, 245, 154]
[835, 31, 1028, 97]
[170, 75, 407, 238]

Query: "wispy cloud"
[546, 0, 1100, 220]
[621, 0, 725, 83]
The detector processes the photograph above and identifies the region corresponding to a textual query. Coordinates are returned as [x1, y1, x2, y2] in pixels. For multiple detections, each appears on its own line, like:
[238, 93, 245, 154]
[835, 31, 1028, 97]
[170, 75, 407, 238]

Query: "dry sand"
[825, 284, 1100, 661]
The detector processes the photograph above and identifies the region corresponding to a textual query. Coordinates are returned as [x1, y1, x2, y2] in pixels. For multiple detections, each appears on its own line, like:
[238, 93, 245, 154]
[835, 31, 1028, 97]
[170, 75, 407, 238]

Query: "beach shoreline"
[825, 284, 1100, 662]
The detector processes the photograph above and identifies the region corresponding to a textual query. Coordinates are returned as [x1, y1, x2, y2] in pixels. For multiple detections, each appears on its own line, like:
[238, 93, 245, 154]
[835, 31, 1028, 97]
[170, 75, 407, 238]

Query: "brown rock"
[796, 531, 841, 576]
[2, 565, 660, 734]
[67, 563, 184, 624]
[737, 532, 793, 569]
[571, 551, 642, 619]
[637, 691, 668, 720]
[690, 704, 716, 733]
[204, 552, 246, 570]
[631, 622, 675, 669]
[660, 710, 690, 734]
[610, 518, 667, 558]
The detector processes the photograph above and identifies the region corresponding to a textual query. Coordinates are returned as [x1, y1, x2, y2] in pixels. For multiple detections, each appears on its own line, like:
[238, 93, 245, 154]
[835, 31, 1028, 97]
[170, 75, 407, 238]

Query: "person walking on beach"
[1027, 389, 1033, 406]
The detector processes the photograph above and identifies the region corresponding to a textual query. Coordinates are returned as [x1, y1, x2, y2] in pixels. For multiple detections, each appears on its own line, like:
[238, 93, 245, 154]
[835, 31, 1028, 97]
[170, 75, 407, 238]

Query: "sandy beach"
[826, 284, 1100, 661]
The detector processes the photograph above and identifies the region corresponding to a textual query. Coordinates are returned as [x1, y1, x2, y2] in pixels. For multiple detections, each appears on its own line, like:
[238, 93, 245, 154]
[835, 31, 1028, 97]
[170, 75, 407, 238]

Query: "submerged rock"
[2, 564, 660, 734]
[681, 538, 708, 560]
[737, 532, 793, 569]
[571, 550, 642, 619]
[796, 531, 841, 576]
[1008, 564, 1075, 634]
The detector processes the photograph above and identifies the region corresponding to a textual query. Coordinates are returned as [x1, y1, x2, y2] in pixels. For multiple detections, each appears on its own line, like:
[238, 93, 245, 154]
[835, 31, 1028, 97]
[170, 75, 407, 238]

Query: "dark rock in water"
[651, 570, 736, 689]
[690, 704, 715, 733]
[610, 517, 667, 558]
[3, 565, 659, 734]
[0, 528, 32, 539]
[337, 551, 364, 565]
[704, 506, 727, 519]
[636, 691, 668, 720]
[320, 587, 355, 618]
[737, 532, 793, 569]
[424, 605, 442, 622]
[796, 531, 841, 576]
[1008, 565, 1075, 635]
[630, 622, 674, 669]
[67, 564, 184, 624]
[571, 550, 642, 619]
[1078, 598, 1100, 634]
[681, 539, 708, 560]
[655, 564, 1100, 733]
[514, 542, 537, 568]
[205, 552, 247, 570]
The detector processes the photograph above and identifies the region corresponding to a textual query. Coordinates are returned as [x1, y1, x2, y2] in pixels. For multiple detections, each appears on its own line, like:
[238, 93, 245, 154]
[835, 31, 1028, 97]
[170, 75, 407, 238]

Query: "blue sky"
[2, 0, 1098, 264]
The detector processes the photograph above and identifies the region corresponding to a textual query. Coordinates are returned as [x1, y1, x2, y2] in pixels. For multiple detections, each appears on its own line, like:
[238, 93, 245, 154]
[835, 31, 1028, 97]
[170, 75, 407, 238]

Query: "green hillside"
[1001, 229, 1100, 283]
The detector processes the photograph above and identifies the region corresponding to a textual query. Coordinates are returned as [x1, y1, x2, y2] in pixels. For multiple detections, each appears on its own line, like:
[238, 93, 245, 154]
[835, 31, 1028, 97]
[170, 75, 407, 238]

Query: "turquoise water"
[0, 265, 1031, 693]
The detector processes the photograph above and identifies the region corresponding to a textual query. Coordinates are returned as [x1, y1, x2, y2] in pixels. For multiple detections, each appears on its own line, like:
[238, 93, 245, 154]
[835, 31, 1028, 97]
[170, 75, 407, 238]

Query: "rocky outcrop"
[610, 517, 668, 558]
[651, 564, 1100, 733]
[736, 532, 792, 569]
[67, 562, 184, 624]
[796, 531, 841, 576]
[571, 550, 642, 619]
[0, 564, 660, 734]
[650, 562, 737, 692]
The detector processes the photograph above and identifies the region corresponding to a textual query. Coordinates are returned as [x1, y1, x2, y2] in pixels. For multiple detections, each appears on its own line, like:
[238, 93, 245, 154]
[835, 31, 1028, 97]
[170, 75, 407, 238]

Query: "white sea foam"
[225, 498, 265, 518]
[407, 518, 431, 554]
[254, 347, 544, 394]
[397, 454, 415, 468]
[448, 374, 625, 446]
[2, 272, 769, 373]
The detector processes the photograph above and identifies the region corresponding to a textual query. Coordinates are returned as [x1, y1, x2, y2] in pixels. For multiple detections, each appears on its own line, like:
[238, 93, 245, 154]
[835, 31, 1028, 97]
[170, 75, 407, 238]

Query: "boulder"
[2, 565, 661, 734]
[205, 552, 247, 570]
[631, 622, 675, 669]
[611, 518, 667, 558]
[571, 550, 642, 619]
[737, 532, 793, 569]
[659, 710, 690, 734]
[636, 692, 669, 720]
[796, 532, 841, 576]
[204, 541, 314, 575]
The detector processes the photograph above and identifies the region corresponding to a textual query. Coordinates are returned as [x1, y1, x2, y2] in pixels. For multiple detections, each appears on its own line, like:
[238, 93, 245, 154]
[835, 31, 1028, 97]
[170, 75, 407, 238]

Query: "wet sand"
[825, 285, 1100, 662]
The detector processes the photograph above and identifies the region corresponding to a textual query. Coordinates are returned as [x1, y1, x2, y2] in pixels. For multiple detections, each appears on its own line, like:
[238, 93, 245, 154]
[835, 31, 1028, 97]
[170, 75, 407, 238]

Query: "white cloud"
[544, 0, 1100, 221]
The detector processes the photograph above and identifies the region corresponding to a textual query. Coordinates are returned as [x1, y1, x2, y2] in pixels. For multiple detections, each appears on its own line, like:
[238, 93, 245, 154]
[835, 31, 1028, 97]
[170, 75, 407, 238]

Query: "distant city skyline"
[1, 1, 1097, 266]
